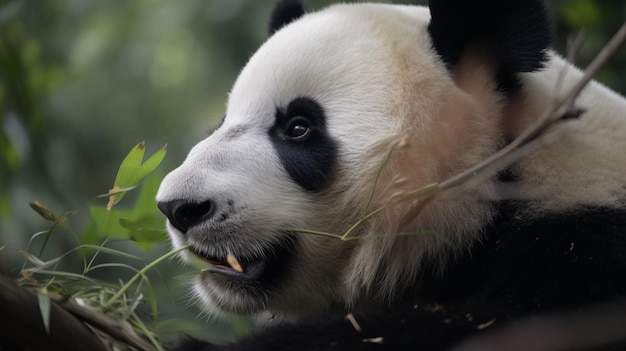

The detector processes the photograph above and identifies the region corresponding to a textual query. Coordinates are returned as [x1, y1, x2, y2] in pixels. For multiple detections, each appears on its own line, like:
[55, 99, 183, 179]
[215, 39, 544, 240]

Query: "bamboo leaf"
[20, 251, 46, 267]
[79, 244, 143, 261]
[37, 289, 51, 335]
[22, 269, 99, 284]
[132, 144, 167, 185]
[107, 142, 146, 210]
[114, 141, 146, 188]
[20, 251, 62, 272]
[89, 206, 134, 239]
[119, 216, 165, 232]
[129, 230, 168, 246]
[119, 215, 168, 249]
[134, 173, 165, 216]
[107, 142, 167, 210]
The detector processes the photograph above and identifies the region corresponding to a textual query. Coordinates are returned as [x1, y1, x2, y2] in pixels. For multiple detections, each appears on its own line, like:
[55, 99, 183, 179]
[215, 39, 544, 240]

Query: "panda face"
[157, 4, 501, 316]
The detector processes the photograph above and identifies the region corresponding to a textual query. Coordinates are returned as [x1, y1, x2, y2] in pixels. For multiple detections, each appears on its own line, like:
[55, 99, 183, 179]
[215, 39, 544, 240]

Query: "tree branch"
[49, 293, 157, 351]
[0, 274, 107, 351]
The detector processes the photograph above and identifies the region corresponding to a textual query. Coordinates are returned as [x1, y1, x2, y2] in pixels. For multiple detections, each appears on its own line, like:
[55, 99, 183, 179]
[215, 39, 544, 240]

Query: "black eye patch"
[269, 97, 337, 191]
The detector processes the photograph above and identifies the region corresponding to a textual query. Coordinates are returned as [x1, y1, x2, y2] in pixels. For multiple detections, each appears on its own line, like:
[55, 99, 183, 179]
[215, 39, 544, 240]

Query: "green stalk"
[103, 245, 190, 308]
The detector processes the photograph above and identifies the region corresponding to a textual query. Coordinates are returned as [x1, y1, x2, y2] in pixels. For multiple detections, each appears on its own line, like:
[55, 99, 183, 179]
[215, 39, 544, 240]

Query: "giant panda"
[156, 0, 626, 350]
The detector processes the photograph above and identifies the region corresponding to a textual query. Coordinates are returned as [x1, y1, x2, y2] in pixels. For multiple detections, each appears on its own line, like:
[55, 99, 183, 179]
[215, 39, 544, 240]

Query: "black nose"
[157, 199, 215, 233]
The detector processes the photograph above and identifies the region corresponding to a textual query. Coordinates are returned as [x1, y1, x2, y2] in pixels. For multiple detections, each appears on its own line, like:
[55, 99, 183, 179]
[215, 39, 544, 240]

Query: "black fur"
[269, 97, 337, 192]
[269, 0, 305, 35]
[428, 0, 552, 91]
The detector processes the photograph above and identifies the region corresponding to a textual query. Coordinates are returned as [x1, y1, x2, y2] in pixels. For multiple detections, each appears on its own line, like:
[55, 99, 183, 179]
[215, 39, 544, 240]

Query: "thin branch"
[50, 293, 157, 351]
[103, 244, 190, 308]
[439, 21, 626, 194]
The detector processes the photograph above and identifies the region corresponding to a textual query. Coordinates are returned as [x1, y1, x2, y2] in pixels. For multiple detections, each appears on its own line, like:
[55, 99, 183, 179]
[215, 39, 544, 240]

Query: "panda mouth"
[191, 248, 267, 281]
[188, 233, 298, 284]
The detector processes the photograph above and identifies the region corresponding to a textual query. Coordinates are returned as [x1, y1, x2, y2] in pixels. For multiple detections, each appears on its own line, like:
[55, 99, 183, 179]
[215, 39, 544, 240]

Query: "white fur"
[506, 54, 626, 212]
[157, 3, 626, 319]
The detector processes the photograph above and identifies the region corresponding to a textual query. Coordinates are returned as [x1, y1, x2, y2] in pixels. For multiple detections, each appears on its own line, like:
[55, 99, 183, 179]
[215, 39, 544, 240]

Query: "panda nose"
[157, 199, 215, 233]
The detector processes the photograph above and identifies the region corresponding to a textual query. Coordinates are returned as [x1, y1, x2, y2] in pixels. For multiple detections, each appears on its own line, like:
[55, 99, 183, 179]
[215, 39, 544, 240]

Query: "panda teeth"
[191, 247, 266, 279]
[206, 258, 244, 272]
[227, 253, 244, 273]
[191, 248, 240, 271]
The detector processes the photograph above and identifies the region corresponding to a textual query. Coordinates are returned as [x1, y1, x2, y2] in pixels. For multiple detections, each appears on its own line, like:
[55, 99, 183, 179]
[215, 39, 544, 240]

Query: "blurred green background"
[0, 0, 624, 344]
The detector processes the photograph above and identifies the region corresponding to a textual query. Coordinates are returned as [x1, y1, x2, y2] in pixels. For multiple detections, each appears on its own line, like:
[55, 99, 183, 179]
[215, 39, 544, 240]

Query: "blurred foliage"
[0, 0, 283, 243]
[0, 0, 624, 344]
[21, 147, 172, 349]
[13, 142, 249, 348]
[552, 0, 626, 91]
[85, 141, 168, 251]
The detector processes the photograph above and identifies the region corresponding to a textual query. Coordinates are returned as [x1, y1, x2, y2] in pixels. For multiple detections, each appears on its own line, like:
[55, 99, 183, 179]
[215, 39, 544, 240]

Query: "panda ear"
[269, 0, 305, 36]
[428, 0, 552, 91]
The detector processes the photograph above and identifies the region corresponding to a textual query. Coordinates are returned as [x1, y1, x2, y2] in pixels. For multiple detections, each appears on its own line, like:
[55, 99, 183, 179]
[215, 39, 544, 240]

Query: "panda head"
[157, 0, 550, 317]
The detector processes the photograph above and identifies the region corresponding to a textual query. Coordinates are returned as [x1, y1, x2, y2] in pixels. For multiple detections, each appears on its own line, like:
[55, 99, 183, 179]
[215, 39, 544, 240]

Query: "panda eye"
[284, 116, 311, 140]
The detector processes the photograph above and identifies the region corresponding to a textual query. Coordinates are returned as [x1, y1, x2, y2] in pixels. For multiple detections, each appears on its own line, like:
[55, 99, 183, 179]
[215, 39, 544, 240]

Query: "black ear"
[428, 0, 552, 91]
[269, 0, 305, 36]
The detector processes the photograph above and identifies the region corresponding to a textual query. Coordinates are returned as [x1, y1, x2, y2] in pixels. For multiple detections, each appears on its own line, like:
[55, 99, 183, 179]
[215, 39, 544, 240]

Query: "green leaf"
[115, 141, 147, 188]
[134, 172, 165, 217]
[131, 241, 157, 252]
[119, 215, 165, 231]
[132, 144, 167, 185]
[37, 289, 51, 335]
[80, 220, 100, 246]
[129, 229, 168, 244]
[107, 142, 167, 210]
[120, 215, 168, 246]
[89, 206, 134, 239]
[107, 142, 146, 210]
